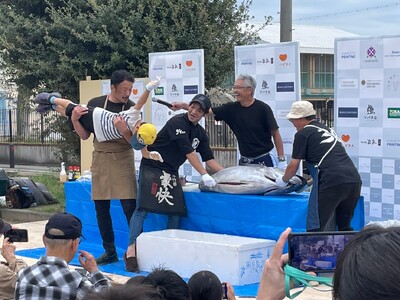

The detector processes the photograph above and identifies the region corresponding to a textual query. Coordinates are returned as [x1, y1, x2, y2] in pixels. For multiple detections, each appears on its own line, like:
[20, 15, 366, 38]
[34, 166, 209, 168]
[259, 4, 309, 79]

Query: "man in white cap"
[0, 219, 28, 300]
[275, 101, 361, 232]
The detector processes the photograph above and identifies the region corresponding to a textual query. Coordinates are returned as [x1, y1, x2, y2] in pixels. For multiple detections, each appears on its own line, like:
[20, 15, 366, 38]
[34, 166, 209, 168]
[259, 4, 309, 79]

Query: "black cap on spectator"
[45, 212, 83, 240]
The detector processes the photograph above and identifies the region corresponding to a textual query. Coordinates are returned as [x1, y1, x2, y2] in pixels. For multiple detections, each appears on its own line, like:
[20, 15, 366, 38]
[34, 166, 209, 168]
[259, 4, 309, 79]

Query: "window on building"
[314, 55, 334, 89]
[300, 54, 310, 90]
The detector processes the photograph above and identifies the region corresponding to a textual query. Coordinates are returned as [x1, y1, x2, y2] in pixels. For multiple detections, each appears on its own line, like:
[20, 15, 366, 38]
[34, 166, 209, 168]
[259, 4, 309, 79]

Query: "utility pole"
[280, 0, 292, 42]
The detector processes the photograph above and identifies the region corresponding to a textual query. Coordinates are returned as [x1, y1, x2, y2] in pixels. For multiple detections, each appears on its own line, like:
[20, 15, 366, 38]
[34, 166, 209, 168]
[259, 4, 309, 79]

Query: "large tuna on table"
[199, 165, 307, 195]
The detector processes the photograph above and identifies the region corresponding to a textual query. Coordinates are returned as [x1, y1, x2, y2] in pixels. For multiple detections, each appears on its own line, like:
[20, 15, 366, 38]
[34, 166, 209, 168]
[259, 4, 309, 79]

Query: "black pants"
[94, 199, 136, 254]
[310, 182, 361, 232]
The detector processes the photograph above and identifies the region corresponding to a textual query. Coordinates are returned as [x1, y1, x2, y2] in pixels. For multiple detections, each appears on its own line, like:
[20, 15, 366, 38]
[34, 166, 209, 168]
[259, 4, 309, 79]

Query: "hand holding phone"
[4, 229, 29, 243]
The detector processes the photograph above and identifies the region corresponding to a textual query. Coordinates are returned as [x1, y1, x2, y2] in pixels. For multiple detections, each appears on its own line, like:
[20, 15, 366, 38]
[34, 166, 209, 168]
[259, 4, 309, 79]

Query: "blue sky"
[242, 0, 400, 36]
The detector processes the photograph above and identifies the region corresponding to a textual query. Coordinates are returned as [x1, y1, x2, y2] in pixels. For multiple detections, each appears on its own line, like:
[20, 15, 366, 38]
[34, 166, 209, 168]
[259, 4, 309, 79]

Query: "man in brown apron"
[70, 70, 155, 265]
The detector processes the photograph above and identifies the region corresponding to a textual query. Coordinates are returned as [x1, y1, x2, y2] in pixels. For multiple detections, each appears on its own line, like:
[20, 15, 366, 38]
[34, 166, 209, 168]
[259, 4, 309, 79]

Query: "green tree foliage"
[0, 0, 271, 162]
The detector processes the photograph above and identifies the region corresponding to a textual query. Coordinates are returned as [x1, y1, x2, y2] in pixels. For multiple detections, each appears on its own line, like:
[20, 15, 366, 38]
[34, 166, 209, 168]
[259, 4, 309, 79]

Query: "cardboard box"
[137, 229, 276, 285]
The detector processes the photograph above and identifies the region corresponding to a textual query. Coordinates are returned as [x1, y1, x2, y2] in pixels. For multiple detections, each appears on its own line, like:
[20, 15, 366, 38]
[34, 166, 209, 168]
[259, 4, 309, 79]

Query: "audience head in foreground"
[83, 283, 164, 300]
[333, 224, 400, 300]
[143, 267, 191, 300]
[188, 270, 236, 300]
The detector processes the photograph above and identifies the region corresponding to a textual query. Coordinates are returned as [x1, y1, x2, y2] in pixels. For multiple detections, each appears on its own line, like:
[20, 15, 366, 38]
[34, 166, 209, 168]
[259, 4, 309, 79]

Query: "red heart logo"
[279, 54, 287, 61]
[341, 135, 350, 142]
[132, 89, 138, 95]
[186, 60, 193, 67]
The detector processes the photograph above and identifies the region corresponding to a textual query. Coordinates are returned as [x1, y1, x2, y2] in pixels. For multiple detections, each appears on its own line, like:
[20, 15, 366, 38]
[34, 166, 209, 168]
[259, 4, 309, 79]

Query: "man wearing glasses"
[172, 74, 286, 168]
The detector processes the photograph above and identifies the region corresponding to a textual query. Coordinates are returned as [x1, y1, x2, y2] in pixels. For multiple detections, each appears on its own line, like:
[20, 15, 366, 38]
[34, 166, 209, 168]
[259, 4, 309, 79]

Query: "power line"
[293, 2, 400, 21]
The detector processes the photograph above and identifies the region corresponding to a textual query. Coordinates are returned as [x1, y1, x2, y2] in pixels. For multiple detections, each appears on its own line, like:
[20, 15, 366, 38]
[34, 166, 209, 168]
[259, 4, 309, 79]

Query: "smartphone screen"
[288, 231, 356, 273]
[4, 229, 29, 243]
[221, 283, 228, 299]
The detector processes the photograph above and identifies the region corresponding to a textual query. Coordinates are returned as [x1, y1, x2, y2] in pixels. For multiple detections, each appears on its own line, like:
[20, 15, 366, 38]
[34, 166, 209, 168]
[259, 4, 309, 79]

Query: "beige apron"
[91, 96, 137, 200]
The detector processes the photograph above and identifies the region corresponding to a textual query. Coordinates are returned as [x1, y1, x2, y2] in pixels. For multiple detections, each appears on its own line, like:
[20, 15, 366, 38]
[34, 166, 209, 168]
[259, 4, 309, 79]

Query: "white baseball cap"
[287, 101, 316, 119]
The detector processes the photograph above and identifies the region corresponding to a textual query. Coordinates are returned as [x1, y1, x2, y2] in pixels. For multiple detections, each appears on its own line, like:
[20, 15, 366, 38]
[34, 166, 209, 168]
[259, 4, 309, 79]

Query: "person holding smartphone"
[258, 225, 400, 300]
[188, 270, 236, 300]
[0, 219, 28, 300]
[275, 101, 361, 232]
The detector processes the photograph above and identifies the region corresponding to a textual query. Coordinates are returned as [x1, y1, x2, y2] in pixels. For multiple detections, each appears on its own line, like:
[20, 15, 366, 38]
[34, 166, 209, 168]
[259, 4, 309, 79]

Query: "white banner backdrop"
[335, 35, 400, 222]
[148, 49, 205, 182]
[234, 42, 301, 163]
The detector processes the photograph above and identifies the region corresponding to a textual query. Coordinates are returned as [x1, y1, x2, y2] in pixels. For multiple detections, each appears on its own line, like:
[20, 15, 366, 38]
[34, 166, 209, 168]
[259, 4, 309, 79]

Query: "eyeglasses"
[232, 85, 250, 90]
[76, 236, 85, 245]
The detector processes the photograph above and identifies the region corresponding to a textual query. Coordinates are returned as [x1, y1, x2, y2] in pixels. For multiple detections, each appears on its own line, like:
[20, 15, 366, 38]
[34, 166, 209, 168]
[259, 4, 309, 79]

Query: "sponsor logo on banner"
[339, 79, 358, 89]
[183, 85, 198, 94]
[340, 51, 356, 59]
[360, 79, 382, 89]
[364, 46, 379, 63]
[259, 80, 271, 95]
[240, 59, 254, 66]
[185, 59, 196, 72]
[169, 83, 180, 97]
[363, 104, 378, 120]
[256, 57, 273, 64]
[152, 64, 164, 71]
[278, 53, 291, 66]
[167, 63, 182, 70]
[360, 138, 382, 146]
[276, 82, 294, 92]
[387, 74, 400, 92]
[132, 89, 139, 95]
[338, 107, 358, 118]
[279, 54, 287, 61]
[154, 87, 164, 96]
[341, 134, 355, 148]
[388, 107, 400, 118]
[384, 49, 400, 59]
[386, 139, 400, 147]
[282, 137, 293, 145]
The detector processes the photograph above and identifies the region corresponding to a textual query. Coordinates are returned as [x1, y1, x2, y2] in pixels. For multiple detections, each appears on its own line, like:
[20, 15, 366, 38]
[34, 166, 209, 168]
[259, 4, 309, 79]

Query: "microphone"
[152, 97, 173, 108]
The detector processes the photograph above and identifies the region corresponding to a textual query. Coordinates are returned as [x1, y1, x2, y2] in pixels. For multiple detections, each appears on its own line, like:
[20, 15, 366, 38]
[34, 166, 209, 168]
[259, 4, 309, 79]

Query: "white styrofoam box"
[137, 229, 276, 285]
[315, 260, 332, 268]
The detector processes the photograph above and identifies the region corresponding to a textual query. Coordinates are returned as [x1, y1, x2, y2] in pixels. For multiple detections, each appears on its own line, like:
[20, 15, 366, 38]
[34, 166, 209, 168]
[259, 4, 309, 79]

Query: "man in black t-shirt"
[276, 101, 362, 232]
[123, 94, 224, 272]
[171, 74, 287, 168]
